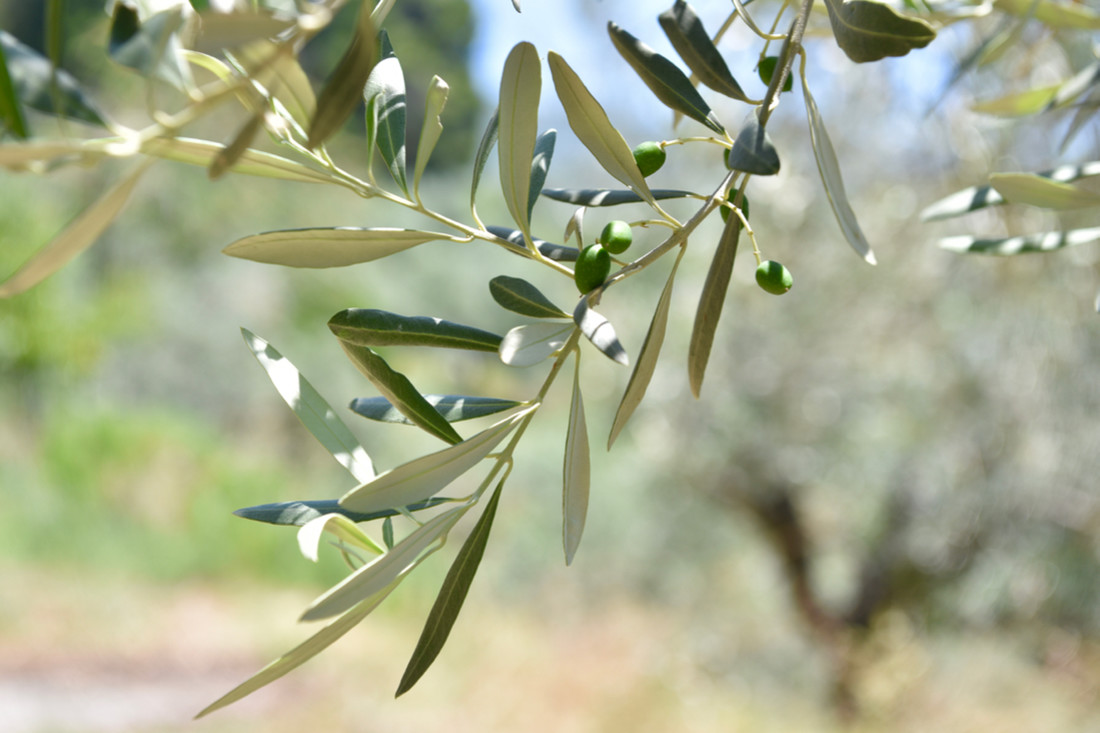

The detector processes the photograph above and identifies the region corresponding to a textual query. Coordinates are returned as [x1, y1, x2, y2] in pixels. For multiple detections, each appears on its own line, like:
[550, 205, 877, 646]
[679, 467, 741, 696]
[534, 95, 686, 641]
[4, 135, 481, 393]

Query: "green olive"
[574, 243, 611, 293]
[598, 220, 633, 255]
[755, 260, 793, 295]
[757, 56, 792, 92]
[720, 193, 750, 224]
[632, 141, 666, 177]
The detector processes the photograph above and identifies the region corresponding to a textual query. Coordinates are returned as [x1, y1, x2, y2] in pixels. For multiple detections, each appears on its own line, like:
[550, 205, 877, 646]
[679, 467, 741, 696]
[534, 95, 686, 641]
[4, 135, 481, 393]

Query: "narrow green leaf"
[726, 113, 780, 176]
[527, 129, 556, 220]
[301, 506, 466, 621]
[547, 52, 656, 206]
[297, 513, 384, 562]
[337, 341, 464, 445]
[687, 210, 740, 398]
[803, 81, 876, 264]
[471, 108, 499, 213]
[0, 161, 150, 298]
[351, 395, 522, 424]
[940, 227, 1100, 255]
[108, 4, 193, 90]
[990, 173, 1100, 209]
[499, 322, 574, 367]
[308, 5, 377, 148]
[486, 225, 580, 262]
[233, 498, 450, 526]
[413, 74, 449, 198]
[498, 42, 541, 246]
[563, 354, 590, 566]
[823, 0, 936, 63]
[609, 250, 682, 447]
[242, 328, 375, 482]
[208, 111, 264, 180]
[0, 30, 104, 127]
[339, 409, 529, 514]
[994, 0, 1100, 30]
[573, 299, 629, 366]
[489, 275, 568, 318]
[607, 22, 725, 134]
[541, 188, 695, 206]
[223, 227, 448, 267]
[658, 0, 748, 102]
[364, 32, 407, 193]
[141, 136, 334, 183]
[329, 309, 502, 352]
[196, 583, 398, 718]
[396, 480, 505, 696]
[0, 35, 28, 138]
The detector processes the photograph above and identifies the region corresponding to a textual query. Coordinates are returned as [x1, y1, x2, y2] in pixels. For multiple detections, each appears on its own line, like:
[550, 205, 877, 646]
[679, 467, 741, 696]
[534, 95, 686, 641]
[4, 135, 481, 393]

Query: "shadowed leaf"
[726, 113, 780, 176]
[489, 275, 568, 318]
[308, 5, 377, 148]
[365, 32, 407, 194]
[563, 355, 590, 565]
[471, 108, 499, 211]
[329, 309, 502, 352]
[607, 21, 725, 134]
[396, 480, 505, 696]
[658, 0, 748, 101]
[108, 4, 193, 90]
[688, 211, 740, 398]
[350, 395, 521, 424]
[541, 188, 694, 206]
[487, 225, 580, 262]
[0, 30, 104, 127]
[574, 299, 629, 366]
[824, 0, 935, 63]
[233, 498, 451, 526]
[528, 129, 556, 220]
[940, 227, 1100, 255]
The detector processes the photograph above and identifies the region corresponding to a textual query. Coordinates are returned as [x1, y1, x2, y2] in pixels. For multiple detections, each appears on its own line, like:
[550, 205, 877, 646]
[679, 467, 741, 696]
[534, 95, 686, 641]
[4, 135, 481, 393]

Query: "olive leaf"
[243, 328, 375, 482]
[0, 160, 151, 298]
[658, 0, 748, 102]
[308, 4, 377, 148]
[541, 188, 695, 206]
[336, 341, 464, 445]
[498, 41, 542, 249]
[396, 480, 505, 696]
[823, 0, 936, 63]
[350, 395, 522, 424]
[489, 275, 569, 319]
[196, 582, 399, 719]
[470, 108, 499, 213]
[108, 3, 194, 90]
[802, 80, 876, 264]
[338, 409, 532, 514]
[606, 22, 725, 134]
[233, 498, 450, 527]
[301, 506, 467, 621]
[297, 513, 384, 563]
[574, 299, 629, 366]
[364, 31, 408, 194]
[230, 41, 316, 133]
[0, 30, 105, 129]
[223, 227, 450, 267]
[0, 35, 27, 138]
[726, 112, 780, 176]
[528, 129, 556, 220]
[547, 52, 656, 206]
[971, 84, 1060, 117]
[142, 137, 335, 183]
[413, 75, 449, 198]
[563, 354, 590, 566]
[995, 0, 1100, 30]
[190, 9, 298, 53]
[487, 225, 580, 262]
[940, 227, 1100, 255]
[609, 250, 683, 447]
[329, 309, 503, 352]
[208, 110, 265, 180]
[499, 322, 574, 367]
[688, 209, 740, 398]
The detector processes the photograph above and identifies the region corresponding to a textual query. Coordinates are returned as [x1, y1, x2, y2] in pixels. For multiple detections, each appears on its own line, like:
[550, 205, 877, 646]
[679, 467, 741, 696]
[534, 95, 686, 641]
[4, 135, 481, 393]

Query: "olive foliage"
[0, 0, 1097, 716]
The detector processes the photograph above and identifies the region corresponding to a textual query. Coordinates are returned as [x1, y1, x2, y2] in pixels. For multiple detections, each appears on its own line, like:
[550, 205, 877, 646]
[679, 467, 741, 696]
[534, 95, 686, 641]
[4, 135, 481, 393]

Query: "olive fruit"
[574, 243, 611, 293]
[757, 56, 792, 92]
[755, 260, 793, 295]
[632, 141, 666, 177]
[598, 220, 633, 255]
[720, 194, 750, 224]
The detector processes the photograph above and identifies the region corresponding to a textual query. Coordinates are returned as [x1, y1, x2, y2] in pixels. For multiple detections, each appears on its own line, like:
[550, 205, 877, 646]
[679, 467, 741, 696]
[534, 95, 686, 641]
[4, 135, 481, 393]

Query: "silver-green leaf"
[329, 309, 503, 352]
[574, 298, 629, 366]
[563, 354, 590, 565]
[223, 227, 449, 267]
[658, 0, 748, 101]
[350, 395, 522, 424]
[687, 209, 740, 398]
[489, 275, 569, 318]
[498, 42, 542, 247]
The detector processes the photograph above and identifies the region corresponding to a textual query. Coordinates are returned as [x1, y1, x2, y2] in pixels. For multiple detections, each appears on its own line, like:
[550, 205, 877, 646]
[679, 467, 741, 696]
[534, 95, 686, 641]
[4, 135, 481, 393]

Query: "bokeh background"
[1, 0, 1098, 731]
